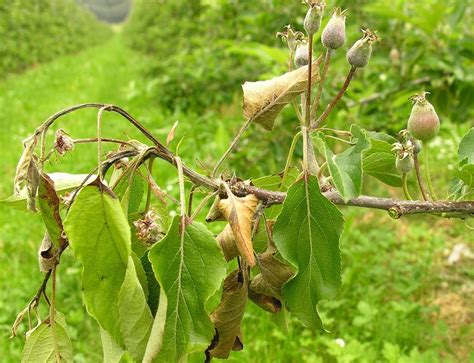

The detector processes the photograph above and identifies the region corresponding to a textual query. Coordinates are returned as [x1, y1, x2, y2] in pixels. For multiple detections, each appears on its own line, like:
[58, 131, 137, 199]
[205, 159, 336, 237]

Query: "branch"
[33, 104, 474, 219]
[146, 146, 474, 218]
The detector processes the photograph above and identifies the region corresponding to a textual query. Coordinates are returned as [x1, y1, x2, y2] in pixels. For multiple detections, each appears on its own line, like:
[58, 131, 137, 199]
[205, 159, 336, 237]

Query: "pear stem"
[312, 66, 356, 129]
[413, 153, 429, 201]
[424, 141, 438, 200]
[311, 48, 332, 120]
[280, 131, 302, 190]
[402, 173, 413, 200]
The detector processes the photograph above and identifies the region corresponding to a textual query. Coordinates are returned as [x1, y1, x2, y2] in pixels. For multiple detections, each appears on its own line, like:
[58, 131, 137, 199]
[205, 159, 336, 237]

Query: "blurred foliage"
[78, 0, 131, 23]
[125, 0, 473, 134]
[124, 0, 303, 112]
[0, 0, 110, 78]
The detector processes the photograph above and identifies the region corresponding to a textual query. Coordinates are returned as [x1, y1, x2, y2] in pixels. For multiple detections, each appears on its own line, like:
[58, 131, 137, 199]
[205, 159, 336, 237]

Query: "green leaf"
[114, 171, 145, 214]
[64, 181, 130, 345]
[100, 328, 124, 363]
[21, 312, 73, 363]
[38, 174, 66, 249]
[132, 252, 149, 300]
[367, 131, 397, 144]
[455, 164, 474, 188]
[252, 168, 299, 219]
[143, 292, 167, 363]
[454, 128, 474, 188]
[363, 139, 402, 187]
[252, 167, 299, 191]
[118, 256, 153, 361]
[273, 176, 344, 330]
[141, 252, 161, 314]
[321, 125, 370, 202]
[458, 128, 474, 164]
[147, 216, 227, 362]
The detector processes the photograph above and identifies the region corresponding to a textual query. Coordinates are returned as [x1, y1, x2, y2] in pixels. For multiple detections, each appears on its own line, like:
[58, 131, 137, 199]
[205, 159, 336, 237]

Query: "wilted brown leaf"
[248, 288, 281, 314]
[251, 251, 293, 299]
[166, 120, 179, 147]
[38, 232, 58, 273]
[206, 270, 248, 360]
[216, 224, 239, 262]
[242, 59, 321, 131]
[10, 306, 29, 338]
[38, 173, 67, 249]
[13, 136, 37, 194]
[205, 195, 225, 222]
[218, 193, 258, 266]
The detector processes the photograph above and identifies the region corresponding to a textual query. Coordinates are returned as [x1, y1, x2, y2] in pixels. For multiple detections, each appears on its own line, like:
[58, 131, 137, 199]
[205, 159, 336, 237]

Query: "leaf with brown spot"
[38, 173, 67, 249]
[206, 270, 248, 360]
[216, 224, 239, 262]
[218, 193, 258, 266]
[242, 59, 321, 131]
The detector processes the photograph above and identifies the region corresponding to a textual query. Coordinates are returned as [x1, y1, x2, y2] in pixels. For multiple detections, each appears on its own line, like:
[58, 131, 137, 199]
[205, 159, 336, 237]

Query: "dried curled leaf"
[216, 224, 239, 262]
[13, 136, 37, 194]
[248, 288, 281, 314]
[205, 195, 225, 222]
[38, 232, 58, 273]
[243, 59, 321, 130]
[38, 173, 67, 250]
[10, 306, 29, 338]
[251, 251, 294, 299]
[166, 120, 179, 147]
[218, 193, 259, 266]
[206, 270, 248, 360]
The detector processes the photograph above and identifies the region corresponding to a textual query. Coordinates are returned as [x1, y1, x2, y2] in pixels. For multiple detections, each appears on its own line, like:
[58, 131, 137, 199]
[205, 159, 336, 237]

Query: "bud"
[392, 141, 414, 174]
[407, 92, 440, 142]
[321, 7, 347, 50]
[304, 1, 326, 36]
[396, 154, 414, 174]
[294, 40, 309, 68]
[54, 129, 74, 156]
[412, 139, 422, 155]
[347, 28, 379, 68]
[133, 210, 163, 246]
[276, 25, 304, 54]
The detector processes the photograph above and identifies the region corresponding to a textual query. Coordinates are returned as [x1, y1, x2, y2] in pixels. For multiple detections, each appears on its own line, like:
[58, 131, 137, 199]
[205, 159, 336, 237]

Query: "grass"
[0, 36, 472, 362]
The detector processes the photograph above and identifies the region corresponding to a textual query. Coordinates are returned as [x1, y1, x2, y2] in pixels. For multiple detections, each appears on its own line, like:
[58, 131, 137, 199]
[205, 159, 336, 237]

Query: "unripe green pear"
[347, 29, 378, 68]
[322, 8, 347, 50]
[396, 155, 414, 174]
[294, 41, 309, 68]
[304, 1, 325, 35]
[407, 92, 440, 141]
[412, 139, 422, 155]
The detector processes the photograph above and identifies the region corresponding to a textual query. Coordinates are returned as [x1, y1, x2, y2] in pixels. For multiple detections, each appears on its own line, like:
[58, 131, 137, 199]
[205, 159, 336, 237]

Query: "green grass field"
[0, 37, 472, 362]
